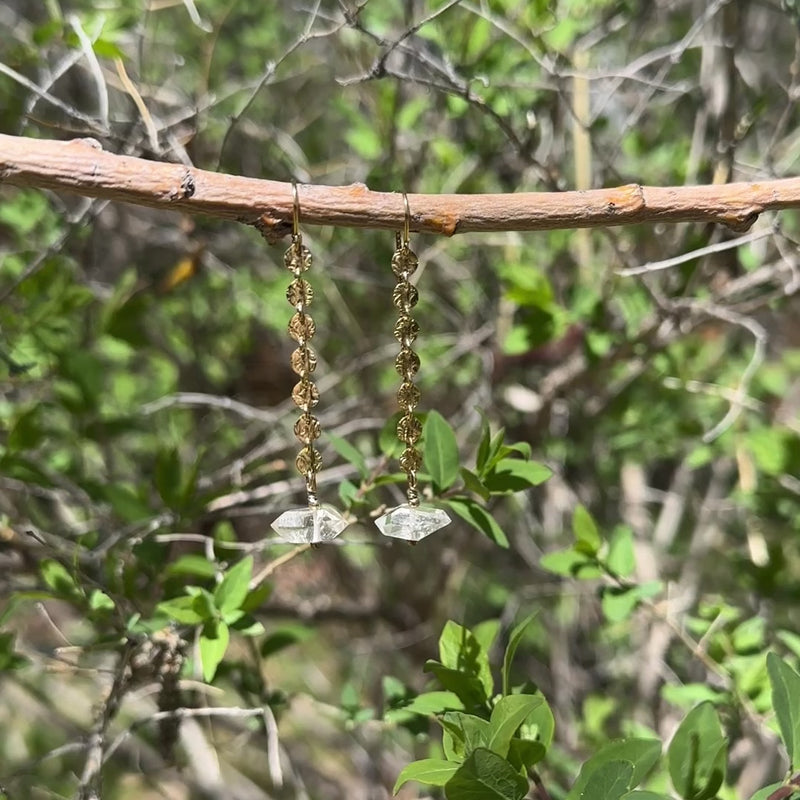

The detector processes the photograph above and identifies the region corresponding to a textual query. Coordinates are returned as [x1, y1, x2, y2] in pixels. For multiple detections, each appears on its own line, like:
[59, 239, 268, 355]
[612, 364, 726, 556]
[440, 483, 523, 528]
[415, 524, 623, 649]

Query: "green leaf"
[423, 410, 460, 491]
[438, 620, 494, 699]
[0, 632, 30, 671]
[504, 441, 533, 460]
[40, 559, 80, 599]
[661, 683, 728, 709]
[59, 349, 104, 411]
[261, 623, 315, 658]
[439, 620, 469, 669]
[228, 613, 264, 636]
[483, 458, 552, 494]
[191, 588, 217, 620]
[444, 747, 529, 800]
[502, 613, 538, 696]
[92, 37, 125, 59]
[338, 479, 359, 507]
[776, 630, 800, 660]
[580, 761, 634, 799]
[166, 555, 217, 579]
[746, 427, 788, 476]
[461, 467, 491, 501]
[507, 738, 546, 771]
[568, 739, 662, 800]
[479, 429, 510, 476]
[442, 726, 465, 762]
[601, 582, 662, 623]
[88, 590, 115, 612]
[157, 595, 204, 624]
[240, 583, 272, 613]
[732, 617, 766, 654]
[473, 619, 501, 661]
[622, 793, 676, 800]
[403, 691, 466, 715]
[522, 696, 555, 749]
[573, 505, 601, 554]
[488, 695, 544, 757]
[328, 433, 369, 480]
[606, 525, 635, 578]
[440, 711, 491, 755]
[445, 496, 509, 548]
[667, 702, 727, 800]
[767, 653, 800, 769]
[539, 548, 602, 578]
[346, 120, 382, 159]
[425, 661, 489, 710]
[214, 556, 253, 614]
[393, 759, 459, 794]
[8, 406, 46, 451]
[475, 415, 494, 473]
[155, 447, 182, 508]
[103, 484, 151, 523]
[199, 619, 229, 682]
[744, 783, 790, 800]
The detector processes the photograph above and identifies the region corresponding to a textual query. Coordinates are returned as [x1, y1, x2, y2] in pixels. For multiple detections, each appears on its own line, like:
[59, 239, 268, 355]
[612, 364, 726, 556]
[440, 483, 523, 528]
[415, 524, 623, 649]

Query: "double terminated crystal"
[375, 503, 451, 543]
[271, 504, 348, 544]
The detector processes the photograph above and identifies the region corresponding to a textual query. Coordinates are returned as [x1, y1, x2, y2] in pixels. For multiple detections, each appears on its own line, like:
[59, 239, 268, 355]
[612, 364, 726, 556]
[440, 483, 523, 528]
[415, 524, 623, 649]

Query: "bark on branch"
[1, 133, 797, 240]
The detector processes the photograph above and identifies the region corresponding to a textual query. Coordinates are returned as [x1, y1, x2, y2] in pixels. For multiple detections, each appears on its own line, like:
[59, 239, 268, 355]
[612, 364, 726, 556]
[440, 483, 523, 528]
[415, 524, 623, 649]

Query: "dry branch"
[1, 133, 799, 239]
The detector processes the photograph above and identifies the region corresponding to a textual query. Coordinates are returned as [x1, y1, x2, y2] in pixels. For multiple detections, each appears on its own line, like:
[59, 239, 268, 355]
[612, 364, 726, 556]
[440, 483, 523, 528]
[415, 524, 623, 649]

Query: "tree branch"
[1, 133, 796, 239]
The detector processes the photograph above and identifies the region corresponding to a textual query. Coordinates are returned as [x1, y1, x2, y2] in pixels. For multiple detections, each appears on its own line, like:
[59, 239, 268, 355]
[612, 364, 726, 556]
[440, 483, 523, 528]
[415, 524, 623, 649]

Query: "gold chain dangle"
[271, 182, 348, 544]
[375, 194, 451, 543]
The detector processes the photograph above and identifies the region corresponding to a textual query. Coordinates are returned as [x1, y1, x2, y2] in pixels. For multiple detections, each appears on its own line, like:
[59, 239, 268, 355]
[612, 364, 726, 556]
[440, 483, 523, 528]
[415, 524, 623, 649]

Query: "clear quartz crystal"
[375, 504, 451, 542]
[271, 505, 348, 544]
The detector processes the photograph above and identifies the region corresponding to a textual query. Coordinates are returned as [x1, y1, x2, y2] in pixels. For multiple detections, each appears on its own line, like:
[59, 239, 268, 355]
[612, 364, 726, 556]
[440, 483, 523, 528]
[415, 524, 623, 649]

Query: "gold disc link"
[391, 229, 425, 507]
[290, 347, 317, 377]
[286, 278, 314, 308]
[397, 381, 420, 411]
[397, 413, 423, 444]
[284, 230, 322, 492]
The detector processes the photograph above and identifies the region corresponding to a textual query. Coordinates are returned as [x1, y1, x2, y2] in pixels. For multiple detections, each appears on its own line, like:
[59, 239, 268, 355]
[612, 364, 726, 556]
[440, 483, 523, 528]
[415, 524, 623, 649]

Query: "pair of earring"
[270, 185, 451, 545]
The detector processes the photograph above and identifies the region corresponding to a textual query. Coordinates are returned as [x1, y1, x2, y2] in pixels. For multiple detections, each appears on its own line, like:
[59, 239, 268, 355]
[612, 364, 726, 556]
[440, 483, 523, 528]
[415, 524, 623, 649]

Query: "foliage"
[1, 1, 800, 798]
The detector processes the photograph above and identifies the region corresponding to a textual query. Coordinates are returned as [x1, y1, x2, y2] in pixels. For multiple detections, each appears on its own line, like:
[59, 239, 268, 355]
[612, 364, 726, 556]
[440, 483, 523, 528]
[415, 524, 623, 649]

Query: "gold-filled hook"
[292, 180, 300, 238]
[402, 192, 411, 245]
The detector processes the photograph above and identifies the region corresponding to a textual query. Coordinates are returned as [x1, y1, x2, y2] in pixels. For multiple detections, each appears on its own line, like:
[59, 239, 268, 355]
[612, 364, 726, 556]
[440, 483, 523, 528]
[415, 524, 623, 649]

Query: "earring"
[271, 183, 348, 544]
[375, 194, 451, 542]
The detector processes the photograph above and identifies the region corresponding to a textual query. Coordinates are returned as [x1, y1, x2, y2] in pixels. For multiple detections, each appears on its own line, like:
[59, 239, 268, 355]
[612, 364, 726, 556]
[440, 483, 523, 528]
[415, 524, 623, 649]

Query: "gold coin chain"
[391, 223, 423, 508]
[284, 223, 321, 507]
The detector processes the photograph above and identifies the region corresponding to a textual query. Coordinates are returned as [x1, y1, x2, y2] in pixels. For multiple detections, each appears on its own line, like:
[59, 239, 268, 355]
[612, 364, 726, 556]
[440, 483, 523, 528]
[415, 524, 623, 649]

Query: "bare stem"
[0, 133, 793, 241]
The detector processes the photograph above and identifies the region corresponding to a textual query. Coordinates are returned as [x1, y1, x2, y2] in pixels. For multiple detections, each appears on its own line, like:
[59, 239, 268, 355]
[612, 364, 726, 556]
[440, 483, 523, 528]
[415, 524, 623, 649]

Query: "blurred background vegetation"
[1, 0, 800, 798]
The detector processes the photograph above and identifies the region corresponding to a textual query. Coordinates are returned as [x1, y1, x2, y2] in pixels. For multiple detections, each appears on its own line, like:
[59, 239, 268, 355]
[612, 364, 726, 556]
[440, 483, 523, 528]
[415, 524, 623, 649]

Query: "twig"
[616, 226, 773, 276]
[113, 57, 159, 153]
[215, 0, 338, 169]
[2, 133, 795, 238]
[250, 545, 312, 589]
[76, 643, 135, 800]
[263, 704, 283, 788]
[67, 15, 108, 128]
[139, 391, 279, 423]
[102, 705, 265, 763]
[0, 66, 106, 134]
[672, 299, 768, 442]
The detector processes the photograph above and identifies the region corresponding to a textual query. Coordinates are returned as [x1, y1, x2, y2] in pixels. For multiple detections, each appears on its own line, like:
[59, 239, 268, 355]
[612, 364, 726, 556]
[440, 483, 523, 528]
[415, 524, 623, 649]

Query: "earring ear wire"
[270, 182, 348, 544]
[375, 193, 451, 543]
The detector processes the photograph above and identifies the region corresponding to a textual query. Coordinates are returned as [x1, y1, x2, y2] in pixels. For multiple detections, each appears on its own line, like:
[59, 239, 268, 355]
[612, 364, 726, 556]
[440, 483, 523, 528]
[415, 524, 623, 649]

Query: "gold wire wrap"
[391, 194, 422, 508]
[285, 182, 321, 507]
